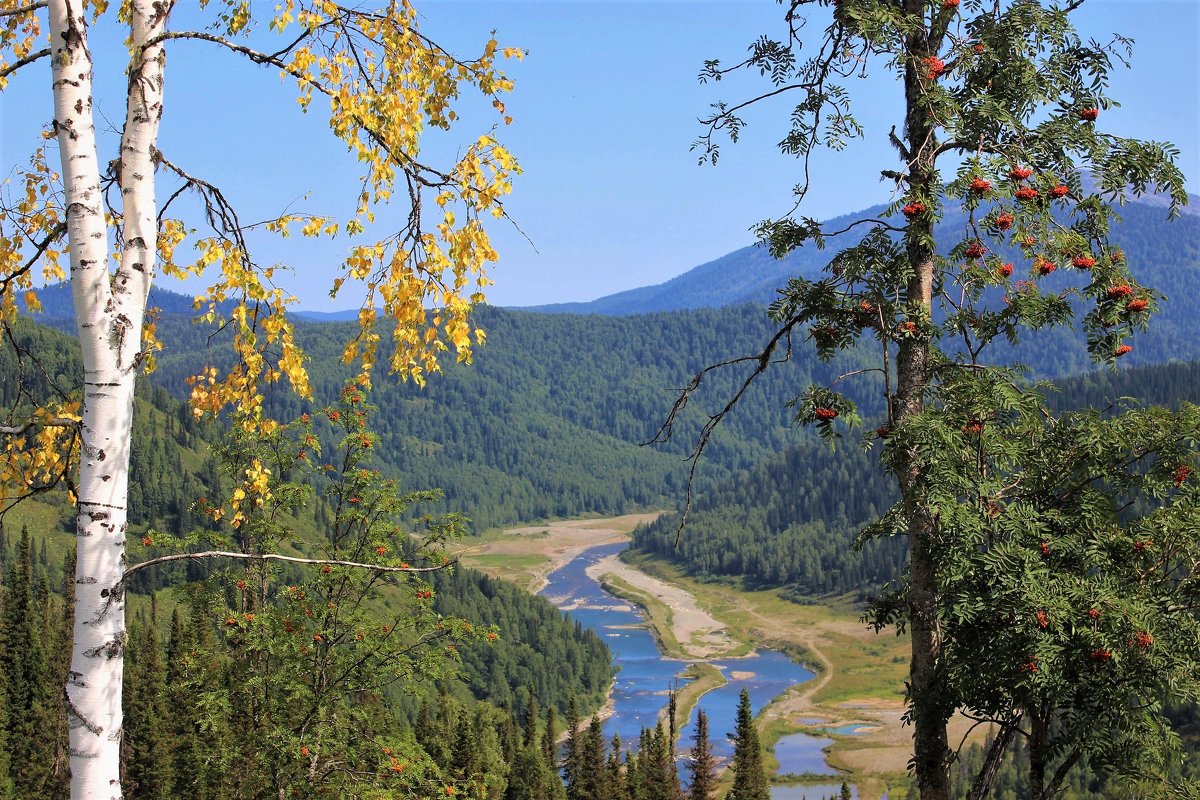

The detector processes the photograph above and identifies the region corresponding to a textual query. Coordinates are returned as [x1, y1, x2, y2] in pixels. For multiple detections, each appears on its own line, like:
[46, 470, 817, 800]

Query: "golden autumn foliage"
[0, 0, 521, 510]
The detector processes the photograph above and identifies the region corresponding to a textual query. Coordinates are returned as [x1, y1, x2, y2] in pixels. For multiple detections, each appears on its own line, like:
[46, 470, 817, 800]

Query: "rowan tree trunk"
[896, 5, 953, 798]
[50, 0, 165, 796]
[1029, 709, 1048, 800]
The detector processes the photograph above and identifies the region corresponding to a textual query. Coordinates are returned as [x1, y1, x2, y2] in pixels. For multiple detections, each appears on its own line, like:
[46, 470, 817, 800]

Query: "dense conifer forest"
[632, 359, 1200, 597]
[0, 530, 755, 800]
[0, 320, 619, 798]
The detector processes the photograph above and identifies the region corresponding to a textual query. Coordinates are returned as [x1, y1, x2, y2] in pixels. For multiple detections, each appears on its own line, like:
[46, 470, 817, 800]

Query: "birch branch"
[123, 549, 455, 580]
[0, 1, 47, 18]
[0, 47, 50, 80]
[0, 417, 82, 435]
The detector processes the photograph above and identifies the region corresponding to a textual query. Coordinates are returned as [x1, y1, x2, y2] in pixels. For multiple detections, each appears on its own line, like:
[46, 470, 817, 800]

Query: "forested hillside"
[632, 360, 1200, 597]
[0, 526, 723, 800]
[21, 187, 1200, 538]
[28, 222, 1200, 535]
[0, 319, 612, 730]
[26, 289, 870, 530]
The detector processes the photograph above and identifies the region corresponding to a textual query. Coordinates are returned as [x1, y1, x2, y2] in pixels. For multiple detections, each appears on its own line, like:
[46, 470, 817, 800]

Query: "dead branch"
[645, 314, 804, 539]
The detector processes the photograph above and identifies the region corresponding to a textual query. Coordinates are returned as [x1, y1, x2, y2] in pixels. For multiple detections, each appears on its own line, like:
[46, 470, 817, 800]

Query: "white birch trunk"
[49, 0, 168, 796]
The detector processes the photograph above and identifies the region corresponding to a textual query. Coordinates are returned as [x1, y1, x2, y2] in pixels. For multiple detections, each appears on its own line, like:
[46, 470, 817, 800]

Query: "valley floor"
[460, 514, 987, 800]
[461, 513, 662, 592]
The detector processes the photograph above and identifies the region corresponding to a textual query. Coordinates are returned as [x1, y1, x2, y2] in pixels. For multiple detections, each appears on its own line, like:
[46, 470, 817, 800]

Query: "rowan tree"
[0, 1, 520, 797]
[655, 1, 1194, 798]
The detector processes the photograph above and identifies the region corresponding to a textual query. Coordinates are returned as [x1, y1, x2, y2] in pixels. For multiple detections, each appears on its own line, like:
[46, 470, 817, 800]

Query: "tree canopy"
[663, 1, 1197, 798]
[0, 1, 521, 796]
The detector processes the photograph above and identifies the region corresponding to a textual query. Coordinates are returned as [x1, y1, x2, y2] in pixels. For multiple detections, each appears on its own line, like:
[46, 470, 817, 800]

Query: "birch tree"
[0, 1, 520, 797]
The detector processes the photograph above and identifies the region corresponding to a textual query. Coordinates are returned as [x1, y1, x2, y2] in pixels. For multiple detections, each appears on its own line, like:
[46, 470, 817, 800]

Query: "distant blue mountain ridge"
[524, 189, 1200, 316]
[19, 283, 361, 324]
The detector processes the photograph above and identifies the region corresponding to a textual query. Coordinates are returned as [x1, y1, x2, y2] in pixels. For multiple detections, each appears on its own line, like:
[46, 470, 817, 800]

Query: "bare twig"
[645, 315, 804, 539]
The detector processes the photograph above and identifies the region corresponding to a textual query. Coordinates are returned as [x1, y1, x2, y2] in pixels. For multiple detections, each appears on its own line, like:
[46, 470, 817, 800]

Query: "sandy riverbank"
[464, 514, 986, 798]
[620, 554, 991, 798]
[459, 512, 663, 591]
[586, 553, 738, 659]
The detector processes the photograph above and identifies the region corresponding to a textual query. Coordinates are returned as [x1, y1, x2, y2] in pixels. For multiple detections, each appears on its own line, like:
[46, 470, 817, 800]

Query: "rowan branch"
[824, 216, 905, 237]
[828, 367, 885, 389]
[695, 8, 863, 218]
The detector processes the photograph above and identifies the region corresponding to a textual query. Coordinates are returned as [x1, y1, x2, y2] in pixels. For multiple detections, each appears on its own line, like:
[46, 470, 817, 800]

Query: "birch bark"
[49, 0, 167, 796]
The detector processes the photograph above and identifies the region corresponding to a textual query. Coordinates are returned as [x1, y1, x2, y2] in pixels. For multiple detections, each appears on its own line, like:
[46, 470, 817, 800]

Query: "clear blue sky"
[2, 1, 1196, 310]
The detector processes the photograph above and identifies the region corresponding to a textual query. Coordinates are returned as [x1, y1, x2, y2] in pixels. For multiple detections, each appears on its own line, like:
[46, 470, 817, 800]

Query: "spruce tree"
[524, 691, 541, 749]
[452, 714, 480, 784]
[416, 701, 438, 754]
[543, 705, 559, 769]
[668, 687, 679, 758]
[1, 527, 52, 795]
[634, 723, 681, 800]
[626, 732, 647, 800]
[687, 710, 717, 800]
[607, 734, 630, 800]
[0, 617, 13, 800]
[500, 700, 522, 766]
[727, 690, 769, 800]
[505, 743, 558, 800]
[666, 688, 683, 796]
[124, 606, 172, 800]
[563, 696, 582, 796]
[569, 715, 608, 800]
[47, 546, 74, 791]
[163, 609, 189, 798]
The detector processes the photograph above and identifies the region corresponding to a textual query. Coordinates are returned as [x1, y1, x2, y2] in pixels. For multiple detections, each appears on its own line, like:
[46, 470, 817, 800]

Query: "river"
[540, 541, 860, 799]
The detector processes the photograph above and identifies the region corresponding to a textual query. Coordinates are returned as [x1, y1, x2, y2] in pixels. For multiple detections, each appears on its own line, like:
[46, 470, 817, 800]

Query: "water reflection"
[773, 732, 837, 775]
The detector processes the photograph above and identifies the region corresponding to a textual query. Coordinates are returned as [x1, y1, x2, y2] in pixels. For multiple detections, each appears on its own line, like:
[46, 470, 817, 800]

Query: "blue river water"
[540, 540, 857, 799]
